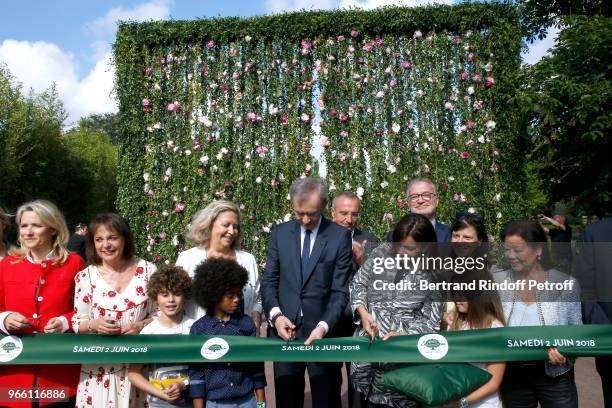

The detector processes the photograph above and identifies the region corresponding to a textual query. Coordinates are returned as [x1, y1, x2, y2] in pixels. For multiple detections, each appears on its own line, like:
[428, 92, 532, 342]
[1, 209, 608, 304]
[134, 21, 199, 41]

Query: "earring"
[537, 254, 542, 261]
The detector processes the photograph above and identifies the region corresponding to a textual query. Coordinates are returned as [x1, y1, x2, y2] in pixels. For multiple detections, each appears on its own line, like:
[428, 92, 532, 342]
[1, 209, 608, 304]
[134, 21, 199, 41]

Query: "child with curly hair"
[189, 258, 266, 408]
[128, 265, 195, 407]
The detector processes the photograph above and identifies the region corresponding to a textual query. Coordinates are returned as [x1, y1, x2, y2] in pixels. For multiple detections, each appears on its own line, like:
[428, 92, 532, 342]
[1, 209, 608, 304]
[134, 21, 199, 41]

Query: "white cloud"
[0, 40, 115, 127]
[85, 0, 172, 36]
[339, 0, 452, 8]
[265, 0, 337, 13]
[522, 26, 560, 65]
[0, 1, 173, 127]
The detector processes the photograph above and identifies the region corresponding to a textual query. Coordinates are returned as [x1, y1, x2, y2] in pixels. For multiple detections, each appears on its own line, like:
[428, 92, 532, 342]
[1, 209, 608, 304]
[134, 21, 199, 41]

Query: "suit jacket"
[386, 219, 451, 243]
[262, 217, 353, 337]
[576, 218, 612, 323]
[351, 227, 378, 274]
[0, 254, 85, 404]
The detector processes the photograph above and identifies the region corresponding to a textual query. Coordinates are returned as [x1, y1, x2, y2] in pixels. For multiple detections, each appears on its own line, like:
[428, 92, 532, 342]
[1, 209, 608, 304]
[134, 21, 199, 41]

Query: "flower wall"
[114, 4, 524, 265]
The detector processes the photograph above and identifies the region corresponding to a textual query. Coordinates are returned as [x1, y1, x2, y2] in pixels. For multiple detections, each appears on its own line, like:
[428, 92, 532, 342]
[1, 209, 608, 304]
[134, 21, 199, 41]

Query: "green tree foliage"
[78, 113, 120, 144]
[516, 16, 612, 215]
[516, 0, 611, 41]
[62, 127, 118, 223]
[0, 64, 118, 231]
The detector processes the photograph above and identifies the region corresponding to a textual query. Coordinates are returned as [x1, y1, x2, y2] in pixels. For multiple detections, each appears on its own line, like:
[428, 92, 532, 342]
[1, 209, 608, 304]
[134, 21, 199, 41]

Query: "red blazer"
[0, 253, 85, 407]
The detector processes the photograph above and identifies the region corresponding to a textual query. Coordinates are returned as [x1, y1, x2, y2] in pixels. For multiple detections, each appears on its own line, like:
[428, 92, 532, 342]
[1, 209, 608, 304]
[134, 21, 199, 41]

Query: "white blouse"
[175, 247, 262, 320]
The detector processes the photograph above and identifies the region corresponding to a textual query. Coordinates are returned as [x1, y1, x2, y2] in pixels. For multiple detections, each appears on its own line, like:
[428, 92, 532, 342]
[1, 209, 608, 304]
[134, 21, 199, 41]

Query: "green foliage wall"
[114, 3, 524, 265]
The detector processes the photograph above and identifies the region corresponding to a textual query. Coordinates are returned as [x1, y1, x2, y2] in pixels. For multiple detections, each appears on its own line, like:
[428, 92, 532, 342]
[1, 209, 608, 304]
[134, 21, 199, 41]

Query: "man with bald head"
[331, 191, 378, 267]
[387, 178, 451, 243]
[331, 191, 378, 407]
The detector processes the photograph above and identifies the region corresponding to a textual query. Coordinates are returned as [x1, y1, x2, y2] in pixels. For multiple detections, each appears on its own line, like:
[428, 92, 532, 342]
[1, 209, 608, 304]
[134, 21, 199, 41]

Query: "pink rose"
[340, 114, 349, 123]
[402, 60, 412, 69]
[485, 77, 495, 88]
[460, 72, 469, 81]
[206, 40, 215, 49]
[472, 74, 481, 82]
[350, 30, 359, 38]
[466, 120, 475, 129]
[460, 151, 469, 159]
[329, 108, 338, 117]
[175, 203, 186, 213]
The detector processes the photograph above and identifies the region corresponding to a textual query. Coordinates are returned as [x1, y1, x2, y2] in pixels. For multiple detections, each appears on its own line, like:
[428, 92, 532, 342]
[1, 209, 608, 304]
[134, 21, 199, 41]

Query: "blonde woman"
[0, 200, 85, 407]
[176, 200, 262, 332]
[0, 207, 10, 260]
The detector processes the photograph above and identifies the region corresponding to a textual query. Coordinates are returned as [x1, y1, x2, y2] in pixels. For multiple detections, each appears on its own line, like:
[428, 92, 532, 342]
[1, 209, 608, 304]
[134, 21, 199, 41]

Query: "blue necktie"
[301, 229, 312, 280]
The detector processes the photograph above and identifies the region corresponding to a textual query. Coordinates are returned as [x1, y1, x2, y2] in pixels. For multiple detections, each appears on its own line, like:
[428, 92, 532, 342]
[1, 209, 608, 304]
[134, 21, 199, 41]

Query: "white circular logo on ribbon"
[0, 336, 23, 363]
[417, 333, 448, 360]
[201, 337, 230, 360]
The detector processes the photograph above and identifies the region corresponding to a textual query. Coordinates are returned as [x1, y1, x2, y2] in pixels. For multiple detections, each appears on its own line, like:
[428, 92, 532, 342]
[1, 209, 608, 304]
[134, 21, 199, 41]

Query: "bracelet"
[459, 397, 469, 408]
[87, 320, 94, 333]
[256, 402, 266, 408]
[270, 313, 284, 326]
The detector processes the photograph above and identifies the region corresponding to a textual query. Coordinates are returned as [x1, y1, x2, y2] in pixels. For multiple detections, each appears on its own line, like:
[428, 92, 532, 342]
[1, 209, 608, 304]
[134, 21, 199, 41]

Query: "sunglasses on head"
[455, 211, 483, 222]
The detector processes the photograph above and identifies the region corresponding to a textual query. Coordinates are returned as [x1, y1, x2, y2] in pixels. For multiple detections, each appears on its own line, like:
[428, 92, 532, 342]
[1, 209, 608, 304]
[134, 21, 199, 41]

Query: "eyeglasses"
[408, 192, 437, 202]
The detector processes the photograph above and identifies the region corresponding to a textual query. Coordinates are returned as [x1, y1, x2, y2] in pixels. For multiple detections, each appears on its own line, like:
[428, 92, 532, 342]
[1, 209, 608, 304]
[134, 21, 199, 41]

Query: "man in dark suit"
[331, 191, 378, 268]
[575, 218, 612, 407]
[386, 178, 451, 243]
[66, 223, 87, 262]
[331, 191, 377, 407]
[262, 177, 353, 408]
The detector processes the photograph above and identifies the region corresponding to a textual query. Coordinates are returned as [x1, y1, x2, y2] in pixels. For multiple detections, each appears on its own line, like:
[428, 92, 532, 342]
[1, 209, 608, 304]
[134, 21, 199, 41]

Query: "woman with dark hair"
[450, 211, 489, 259]
[443, 211, 491, 329]
[349, 213, 443, 407]
[495, 220, 581, 408]
[446, 271, 506, 408]
[72, 213, 157, 408]
[0, 200, 85, 407]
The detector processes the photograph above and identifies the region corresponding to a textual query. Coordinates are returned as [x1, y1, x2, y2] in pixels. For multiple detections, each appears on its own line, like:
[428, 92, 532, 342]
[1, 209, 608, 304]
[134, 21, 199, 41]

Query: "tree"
[516, 0, 611, 41]
[78, 113, 120, 144]
[62, 126, 118, 223]
[516, 16, 612, 215]
[0, 64, 118, 229]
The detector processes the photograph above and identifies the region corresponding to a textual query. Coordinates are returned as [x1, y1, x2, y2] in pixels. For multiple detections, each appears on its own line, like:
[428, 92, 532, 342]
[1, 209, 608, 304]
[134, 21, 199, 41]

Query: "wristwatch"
[270, 312, 284, 327]
[459, 397, 469, 408]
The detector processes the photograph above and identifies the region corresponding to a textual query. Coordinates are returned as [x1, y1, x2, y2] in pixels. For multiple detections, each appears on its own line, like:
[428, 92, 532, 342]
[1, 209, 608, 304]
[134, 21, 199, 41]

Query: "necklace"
[507, 269, 547, 326]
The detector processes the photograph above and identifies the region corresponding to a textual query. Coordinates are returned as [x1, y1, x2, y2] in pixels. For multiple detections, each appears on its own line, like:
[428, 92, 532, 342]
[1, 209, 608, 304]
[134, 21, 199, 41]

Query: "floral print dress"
[72, 259, 157, 408]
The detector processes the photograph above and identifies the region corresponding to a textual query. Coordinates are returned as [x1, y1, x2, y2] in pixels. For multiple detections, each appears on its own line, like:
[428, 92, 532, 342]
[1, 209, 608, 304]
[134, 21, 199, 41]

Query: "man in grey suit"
[331, 191, 378, 408]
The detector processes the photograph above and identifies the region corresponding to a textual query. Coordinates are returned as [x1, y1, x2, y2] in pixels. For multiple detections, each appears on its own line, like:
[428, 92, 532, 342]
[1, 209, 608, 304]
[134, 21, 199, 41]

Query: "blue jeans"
[205, 393, 256, 408]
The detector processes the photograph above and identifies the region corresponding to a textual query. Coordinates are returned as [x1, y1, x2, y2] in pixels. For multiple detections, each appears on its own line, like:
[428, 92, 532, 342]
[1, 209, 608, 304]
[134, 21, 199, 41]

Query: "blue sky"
[0, 0, 557, 127]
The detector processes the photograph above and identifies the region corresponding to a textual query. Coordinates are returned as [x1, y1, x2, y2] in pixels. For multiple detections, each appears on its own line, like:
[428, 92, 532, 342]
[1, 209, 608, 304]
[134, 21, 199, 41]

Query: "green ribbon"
[1, 325, 611, 365]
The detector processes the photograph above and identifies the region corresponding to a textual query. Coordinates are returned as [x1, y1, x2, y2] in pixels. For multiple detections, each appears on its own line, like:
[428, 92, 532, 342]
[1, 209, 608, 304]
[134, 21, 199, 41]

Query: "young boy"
[189, 258, 266, 408]
[128, 265, 195, 407]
